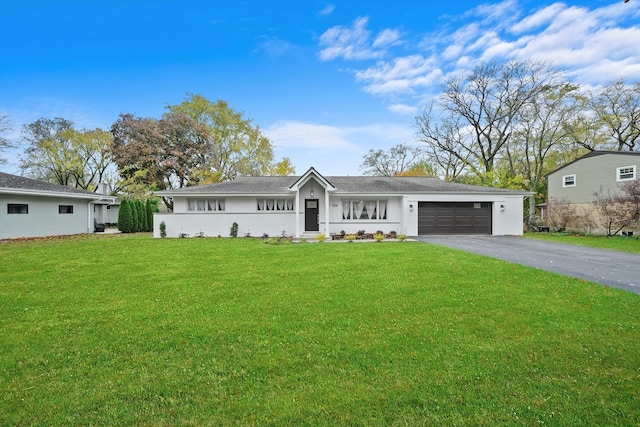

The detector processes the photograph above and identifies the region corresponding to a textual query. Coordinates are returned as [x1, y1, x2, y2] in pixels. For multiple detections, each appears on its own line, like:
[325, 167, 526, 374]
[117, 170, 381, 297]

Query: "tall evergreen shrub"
[131, 200, 140, 232]
[136, 200, 146, 232]
[145, 199, 154, 232]
[118, 199, 133, 233]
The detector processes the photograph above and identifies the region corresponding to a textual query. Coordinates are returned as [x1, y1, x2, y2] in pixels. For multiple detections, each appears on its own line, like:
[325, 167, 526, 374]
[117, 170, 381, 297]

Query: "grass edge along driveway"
[1, 236, 639, 426]
[525, 232, 640, 254]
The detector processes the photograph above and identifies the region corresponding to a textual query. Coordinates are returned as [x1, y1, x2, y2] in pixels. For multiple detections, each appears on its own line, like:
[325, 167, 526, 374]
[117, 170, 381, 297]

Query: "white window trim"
[562, 174, 576, 188]
[617, 165, 636, 182]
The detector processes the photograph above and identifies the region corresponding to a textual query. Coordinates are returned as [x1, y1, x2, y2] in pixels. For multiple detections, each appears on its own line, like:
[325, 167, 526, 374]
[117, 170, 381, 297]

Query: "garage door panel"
[418, 202, 491, 235]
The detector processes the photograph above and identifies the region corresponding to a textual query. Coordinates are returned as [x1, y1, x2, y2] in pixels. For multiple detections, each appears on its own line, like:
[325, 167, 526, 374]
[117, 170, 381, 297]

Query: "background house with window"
[154, 167, 530, 238]
[0, 172, 115, 239]
[546, 151, 640, 232]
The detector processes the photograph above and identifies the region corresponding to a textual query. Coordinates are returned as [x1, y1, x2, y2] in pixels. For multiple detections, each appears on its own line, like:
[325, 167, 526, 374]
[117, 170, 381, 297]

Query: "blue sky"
[1, 0, 639, 176]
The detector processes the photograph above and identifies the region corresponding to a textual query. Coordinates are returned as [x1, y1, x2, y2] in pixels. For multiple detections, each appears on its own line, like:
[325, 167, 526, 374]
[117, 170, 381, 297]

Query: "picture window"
[342, 200, 388, 220]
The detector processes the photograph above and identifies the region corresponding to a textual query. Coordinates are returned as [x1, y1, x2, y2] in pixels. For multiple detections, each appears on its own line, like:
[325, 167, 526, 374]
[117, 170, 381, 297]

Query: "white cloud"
[318, 1, 640, 104]
[388, 104, 418, 116]
[317, 17, 401, 61]
[265, 121, 356, 150]
[319, 4, 335, 16]
[265, 120, 416, 175]
[255, 36, 292, 57]
[373, 28, 401, 48]
[355, 55, 443, 96]
[510, 3, 565, 33]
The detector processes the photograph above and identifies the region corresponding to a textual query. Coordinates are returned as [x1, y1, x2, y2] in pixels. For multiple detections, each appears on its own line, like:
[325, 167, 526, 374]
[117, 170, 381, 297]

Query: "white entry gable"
[288, 167, 336, 193]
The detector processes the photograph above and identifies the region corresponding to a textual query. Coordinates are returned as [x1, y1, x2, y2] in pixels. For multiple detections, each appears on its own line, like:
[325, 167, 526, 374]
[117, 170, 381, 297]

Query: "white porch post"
[324, 190, 330, 238]
[295, 189, 300, 238]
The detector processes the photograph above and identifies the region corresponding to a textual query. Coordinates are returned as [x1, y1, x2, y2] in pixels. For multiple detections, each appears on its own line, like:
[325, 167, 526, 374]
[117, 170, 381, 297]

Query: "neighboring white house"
[0, 172, 116, 239]
[154, 167, 530, 238]
[546, 150, 640, 233]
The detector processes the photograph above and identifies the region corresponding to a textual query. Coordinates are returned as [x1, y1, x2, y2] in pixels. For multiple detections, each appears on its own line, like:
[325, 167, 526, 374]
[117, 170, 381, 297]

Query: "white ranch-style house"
[0, 172, 116, 240]
[154, 168, 530, 238]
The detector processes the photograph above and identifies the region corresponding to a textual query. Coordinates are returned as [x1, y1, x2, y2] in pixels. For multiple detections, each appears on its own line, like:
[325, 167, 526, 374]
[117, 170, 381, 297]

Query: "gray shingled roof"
[0, 172, 100, 198]
[157, 175, 529, 195]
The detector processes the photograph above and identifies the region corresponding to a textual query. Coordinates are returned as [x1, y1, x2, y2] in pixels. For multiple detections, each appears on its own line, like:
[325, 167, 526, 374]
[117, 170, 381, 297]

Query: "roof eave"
[0, 188, 102, 200]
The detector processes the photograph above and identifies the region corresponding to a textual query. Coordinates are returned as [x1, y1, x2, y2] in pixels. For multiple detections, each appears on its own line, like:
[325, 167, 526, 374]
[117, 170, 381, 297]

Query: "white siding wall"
[155, 192, 525, 238]
[0, 195, 92, 239]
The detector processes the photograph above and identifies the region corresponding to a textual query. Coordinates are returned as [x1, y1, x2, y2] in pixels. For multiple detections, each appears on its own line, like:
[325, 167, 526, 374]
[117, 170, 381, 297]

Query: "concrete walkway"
[413, 235, 640, 294]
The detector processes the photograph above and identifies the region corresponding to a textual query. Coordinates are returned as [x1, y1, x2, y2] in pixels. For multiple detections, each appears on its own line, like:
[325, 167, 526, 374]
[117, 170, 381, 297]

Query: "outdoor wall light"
[409, 204, 414, 212]
[500, 204, 505, 212]
[310, 189, 315, 197]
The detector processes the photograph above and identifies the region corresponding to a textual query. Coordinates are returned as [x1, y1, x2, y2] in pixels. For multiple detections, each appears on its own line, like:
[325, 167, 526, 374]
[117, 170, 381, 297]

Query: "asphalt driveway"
[413, 235, 640, 294]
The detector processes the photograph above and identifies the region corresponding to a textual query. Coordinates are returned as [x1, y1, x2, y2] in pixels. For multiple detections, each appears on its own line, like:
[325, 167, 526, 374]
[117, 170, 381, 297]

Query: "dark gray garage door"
[418, 202, 492, 235]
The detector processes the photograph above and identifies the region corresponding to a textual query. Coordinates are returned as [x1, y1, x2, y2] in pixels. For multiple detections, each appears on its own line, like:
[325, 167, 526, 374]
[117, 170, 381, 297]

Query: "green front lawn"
[1, 235, 639, 426]
[525, 232, 640, 254]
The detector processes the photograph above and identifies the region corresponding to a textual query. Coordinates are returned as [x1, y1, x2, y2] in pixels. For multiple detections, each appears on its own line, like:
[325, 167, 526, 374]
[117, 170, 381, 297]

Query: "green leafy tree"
[111, 95, 290, 210]
[167, 94, 285, 181]
[271, 157, 296, 176]
[20, 118, 113, 190]
[118, 199, 134, 233]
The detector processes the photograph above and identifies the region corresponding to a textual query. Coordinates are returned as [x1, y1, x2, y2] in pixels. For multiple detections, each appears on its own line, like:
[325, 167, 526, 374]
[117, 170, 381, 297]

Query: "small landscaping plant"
[230, 222, 238, 238]
[373, 233, 385, 242]
[159, 221, 166, 238]
[315, 234, 326, 242]
[344, 234, 356, 242]
[397, 234, 407, 241]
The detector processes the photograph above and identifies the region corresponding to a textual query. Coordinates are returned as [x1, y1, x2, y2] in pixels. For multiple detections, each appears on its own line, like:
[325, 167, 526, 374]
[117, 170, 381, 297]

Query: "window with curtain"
[342, 200, 388, 220]
[187, 198, 225, 212]
[257, 198, 294, 212]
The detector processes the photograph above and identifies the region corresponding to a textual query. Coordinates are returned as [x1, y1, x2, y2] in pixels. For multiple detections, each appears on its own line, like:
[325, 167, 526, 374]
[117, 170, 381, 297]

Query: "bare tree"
[593, 180, 640, 236]
[416, 61, 561, 181]
[509, 82, 582, 223]
[360, 143, 422, 176]
[590, 79, 640, 151]
[0, 113, 14, 165]
[416, 103, 471, 180]
[546, 197, 578, 231]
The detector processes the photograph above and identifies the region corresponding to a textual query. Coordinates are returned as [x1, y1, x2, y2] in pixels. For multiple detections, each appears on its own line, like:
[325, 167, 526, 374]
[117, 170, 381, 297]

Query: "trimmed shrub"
[118, 199, 134, 233]
[145, 199, 154, 232]
[136, 200, 146, 232]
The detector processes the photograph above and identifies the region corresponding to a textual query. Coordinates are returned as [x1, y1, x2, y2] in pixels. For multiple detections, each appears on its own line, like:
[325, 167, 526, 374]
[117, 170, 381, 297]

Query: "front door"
[305, 199, 319, 231]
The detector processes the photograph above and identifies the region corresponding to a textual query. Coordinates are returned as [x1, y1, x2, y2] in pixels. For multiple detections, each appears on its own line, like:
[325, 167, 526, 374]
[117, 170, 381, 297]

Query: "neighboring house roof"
[0, 172, 103, 200]
[156, 168, 531, 196]
[546, 151, 640, 177]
